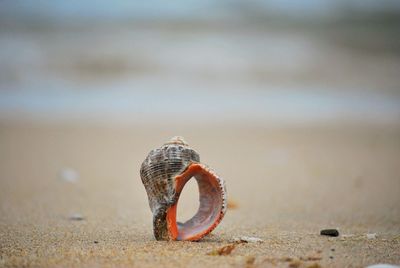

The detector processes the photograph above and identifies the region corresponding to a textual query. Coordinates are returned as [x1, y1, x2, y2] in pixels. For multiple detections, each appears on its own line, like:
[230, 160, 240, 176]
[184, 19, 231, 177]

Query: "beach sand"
[0, 122, 399, 267]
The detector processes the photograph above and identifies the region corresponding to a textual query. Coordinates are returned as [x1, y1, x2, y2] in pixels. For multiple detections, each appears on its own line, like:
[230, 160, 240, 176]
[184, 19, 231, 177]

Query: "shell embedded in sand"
[140, 136, 227, 241]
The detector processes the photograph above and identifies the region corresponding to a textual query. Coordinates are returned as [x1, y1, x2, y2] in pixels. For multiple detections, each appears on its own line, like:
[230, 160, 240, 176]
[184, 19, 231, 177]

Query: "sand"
[0, 122, 399, 267]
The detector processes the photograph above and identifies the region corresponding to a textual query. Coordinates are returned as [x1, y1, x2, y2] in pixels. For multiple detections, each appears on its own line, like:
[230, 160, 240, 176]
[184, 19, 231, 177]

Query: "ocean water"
[1, 86, 399, 126]
[1, 0, 400, 20]
[1, 1, 399, 126]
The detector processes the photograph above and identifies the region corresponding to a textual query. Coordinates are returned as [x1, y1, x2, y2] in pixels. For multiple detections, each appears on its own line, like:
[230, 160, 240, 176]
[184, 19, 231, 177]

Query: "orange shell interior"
[166, 163, 224, 241]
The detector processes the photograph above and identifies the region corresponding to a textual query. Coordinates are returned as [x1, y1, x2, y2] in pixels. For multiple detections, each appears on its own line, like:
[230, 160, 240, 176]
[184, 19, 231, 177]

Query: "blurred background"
[1, 1, 400, 266]
[0, 0, 400, 124]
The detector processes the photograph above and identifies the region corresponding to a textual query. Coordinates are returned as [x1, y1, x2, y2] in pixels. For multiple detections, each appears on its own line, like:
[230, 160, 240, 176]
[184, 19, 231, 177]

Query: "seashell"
[140, 136, 227, 241]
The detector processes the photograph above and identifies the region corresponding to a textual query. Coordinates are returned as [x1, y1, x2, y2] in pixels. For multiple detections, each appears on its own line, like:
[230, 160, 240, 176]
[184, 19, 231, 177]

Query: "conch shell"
[140, 136, 227, 241]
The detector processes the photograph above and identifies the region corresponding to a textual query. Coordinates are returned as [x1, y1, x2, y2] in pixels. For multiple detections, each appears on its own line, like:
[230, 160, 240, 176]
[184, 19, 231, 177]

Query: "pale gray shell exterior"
[140, 140, 200, 239]
[140, 142, 199, 214]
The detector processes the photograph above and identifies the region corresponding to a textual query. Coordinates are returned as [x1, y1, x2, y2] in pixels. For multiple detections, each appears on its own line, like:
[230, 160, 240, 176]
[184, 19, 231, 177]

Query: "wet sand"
[0, 122, 399, 267]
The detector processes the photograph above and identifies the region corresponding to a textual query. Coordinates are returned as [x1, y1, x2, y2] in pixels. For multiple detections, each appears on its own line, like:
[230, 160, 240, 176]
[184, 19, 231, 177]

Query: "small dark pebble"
[94, 241, 99, 244]
[320, 229, 339, 237]
[329, 256, 334, 259]
[331, 248, 335, 252]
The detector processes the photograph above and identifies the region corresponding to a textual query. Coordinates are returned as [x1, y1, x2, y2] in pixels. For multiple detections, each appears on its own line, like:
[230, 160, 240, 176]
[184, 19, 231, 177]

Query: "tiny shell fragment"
[233, 236, 263, 243]
[366, 233, 377, 239]
[68, 213, 84, 221]
[59, 168, 79, 183]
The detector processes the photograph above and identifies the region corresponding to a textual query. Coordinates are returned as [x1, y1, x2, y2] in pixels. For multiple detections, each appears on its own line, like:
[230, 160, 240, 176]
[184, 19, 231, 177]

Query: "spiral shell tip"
[166, 136, 188, 146]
